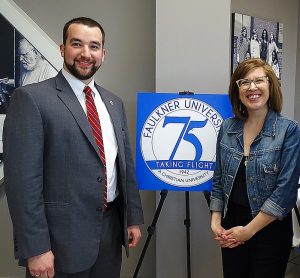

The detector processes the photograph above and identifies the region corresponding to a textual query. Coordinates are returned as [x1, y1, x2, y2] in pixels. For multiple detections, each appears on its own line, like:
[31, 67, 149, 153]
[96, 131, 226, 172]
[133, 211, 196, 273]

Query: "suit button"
[96, 207, 103, 212]
[97, 176, 103, 182]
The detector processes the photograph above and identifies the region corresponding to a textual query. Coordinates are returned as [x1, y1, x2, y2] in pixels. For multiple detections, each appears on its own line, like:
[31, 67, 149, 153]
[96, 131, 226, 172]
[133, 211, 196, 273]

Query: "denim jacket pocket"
[257, 162, 279, 199]
[262, 162, 280, 175]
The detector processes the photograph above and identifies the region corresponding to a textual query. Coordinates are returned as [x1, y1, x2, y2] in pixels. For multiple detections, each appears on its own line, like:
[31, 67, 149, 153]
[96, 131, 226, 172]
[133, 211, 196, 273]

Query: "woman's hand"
[222, 225, 254, 242]
[211, 212, 245, 248]
[211, 211, 224, 237]
[222, 211, 277, 244]
[211, 212, 240, 248]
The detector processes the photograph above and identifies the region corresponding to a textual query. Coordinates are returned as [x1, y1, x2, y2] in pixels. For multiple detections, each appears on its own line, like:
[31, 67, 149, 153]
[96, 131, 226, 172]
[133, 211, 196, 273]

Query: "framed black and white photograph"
[231, 12, 283, 81]
[0, 0, 62, 182]
[0, 15, 58, 114]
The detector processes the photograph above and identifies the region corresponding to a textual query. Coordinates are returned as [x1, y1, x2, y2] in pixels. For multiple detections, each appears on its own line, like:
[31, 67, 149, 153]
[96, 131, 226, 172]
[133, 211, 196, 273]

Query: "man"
[18, 38, 57, 86]
[4, 17, 144, 278]
[236, 26, 249, 64]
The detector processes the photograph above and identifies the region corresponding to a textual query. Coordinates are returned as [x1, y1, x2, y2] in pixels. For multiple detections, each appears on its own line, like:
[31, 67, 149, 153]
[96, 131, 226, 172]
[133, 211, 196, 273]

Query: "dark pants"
[26, 204, 122, 278]
[221, 203, 292, 278]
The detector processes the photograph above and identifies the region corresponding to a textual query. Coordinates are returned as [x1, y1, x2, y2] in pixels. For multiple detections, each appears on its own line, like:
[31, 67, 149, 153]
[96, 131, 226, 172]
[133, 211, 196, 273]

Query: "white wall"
[0, 187, 24, 277]
[156, 1, 231, 277]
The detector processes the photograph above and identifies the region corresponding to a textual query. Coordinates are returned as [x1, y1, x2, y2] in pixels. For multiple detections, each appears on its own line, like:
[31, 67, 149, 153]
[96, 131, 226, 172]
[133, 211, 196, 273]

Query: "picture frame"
[231, 12, 283, 81]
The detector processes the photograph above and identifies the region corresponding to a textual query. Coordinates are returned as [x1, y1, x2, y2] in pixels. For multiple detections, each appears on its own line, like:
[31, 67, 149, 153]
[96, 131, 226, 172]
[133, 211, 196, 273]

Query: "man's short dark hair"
[63, 17, 105, 46]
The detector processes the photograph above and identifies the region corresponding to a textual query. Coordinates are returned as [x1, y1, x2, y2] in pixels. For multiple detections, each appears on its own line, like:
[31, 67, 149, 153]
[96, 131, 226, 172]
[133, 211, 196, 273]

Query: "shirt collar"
[227, 110, 277, 137]
[61, 68, 96, 97]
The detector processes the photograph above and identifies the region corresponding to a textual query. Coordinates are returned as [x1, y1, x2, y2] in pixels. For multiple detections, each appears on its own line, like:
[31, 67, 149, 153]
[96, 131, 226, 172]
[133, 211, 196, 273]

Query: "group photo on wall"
[232, 12, 283, 81]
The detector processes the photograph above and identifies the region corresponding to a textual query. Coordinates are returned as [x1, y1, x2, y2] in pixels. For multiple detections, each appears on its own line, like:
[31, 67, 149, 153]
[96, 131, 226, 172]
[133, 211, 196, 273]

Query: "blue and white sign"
[136, 93, 232, 191]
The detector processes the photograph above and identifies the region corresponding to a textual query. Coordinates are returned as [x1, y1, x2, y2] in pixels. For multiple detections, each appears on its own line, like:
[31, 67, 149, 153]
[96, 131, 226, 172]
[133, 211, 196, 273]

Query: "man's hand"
[128, 225, 141, 247]
[28, 251, 55, 278]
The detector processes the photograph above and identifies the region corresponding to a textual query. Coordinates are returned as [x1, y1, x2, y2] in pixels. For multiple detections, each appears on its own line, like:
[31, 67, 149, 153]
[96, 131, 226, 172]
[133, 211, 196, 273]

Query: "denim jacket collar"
[226, 109, 277, 138]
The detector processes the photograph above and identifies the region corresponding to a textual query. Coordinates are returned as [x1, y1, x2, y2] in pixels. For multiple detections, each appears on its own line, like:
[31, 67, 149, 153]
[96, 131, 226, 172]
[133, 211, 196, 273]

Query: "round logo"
[140, 97, 223, 188]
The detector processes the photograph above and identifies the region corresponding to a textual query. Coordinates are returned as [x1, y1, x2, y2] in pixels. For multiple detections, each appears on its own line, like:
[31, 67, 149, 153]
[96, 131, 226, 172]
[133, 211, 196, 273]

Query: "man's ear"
[102, 48, 106, 63]
[60, 44, 65, 57]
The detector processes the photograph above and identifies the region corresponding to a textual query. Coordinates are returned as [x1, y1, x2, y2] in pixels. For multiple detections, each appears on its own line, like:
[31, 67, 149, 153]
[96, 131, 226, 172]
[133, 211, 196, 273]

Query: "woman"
[267, 32, 279, 64]
[260, 29, 268, 61]
[250, 30, 260, 58]
[237, 26, 250, 64]
[270, 49, 280, 79]
[210, 58, 300, 278]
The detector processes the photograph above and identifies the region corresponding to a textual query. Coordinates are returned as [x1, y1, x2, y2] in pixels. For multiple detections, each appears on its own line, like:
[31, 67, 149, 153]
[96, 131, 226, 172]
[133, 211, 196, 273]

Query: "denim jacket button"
[249, 155, 254, 161]
[252, 197, 257, 201]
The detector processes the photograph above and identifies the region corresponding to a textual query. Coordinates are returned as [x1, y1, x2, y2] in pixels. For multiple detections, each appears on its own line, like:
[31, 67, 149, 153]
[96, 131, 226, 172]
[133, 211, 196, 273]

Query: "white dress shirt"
[62, 68, 118, 202]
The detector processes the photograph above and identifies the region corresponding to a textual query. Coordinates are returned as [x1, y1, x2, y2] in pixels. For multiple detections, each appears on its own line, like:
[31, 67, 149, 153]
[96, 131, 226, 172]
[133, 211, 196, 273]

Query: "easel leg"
[184, 191, 192, 278]
[133, 189, 168, 278]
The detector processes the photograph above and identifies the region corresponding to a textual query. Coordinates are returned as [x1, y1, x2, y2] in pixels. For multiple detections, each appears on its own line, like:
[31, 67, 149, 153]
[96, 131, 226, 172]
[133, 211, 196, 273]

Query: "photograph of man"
[4, 17, 144, 278]
[18, 38, 57, 86]
[236, 26, 249, 64]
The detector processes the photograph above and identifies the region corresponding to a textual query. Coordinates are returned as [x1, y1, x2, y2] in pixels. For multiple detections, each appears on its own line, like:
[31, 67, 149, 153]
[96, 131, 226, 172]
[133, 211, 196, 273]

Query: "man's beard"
[64, 59, 100, 81]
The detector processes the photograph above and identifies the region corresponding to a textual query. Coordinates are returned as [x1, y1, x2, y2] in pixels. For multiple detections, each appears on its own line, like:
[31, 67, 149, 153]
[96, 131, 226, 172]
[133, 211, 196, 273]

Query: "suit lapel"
[96, 85, 121, 131]
[95, 84, 125, 162]
[55, 72, 100, 157]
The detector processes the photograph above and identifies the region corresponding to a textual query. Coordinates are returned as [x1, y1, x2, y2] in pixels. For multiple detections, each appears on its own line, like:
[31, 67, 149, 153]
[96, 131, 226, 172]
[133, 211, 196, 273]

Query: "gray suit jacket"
[3, 71, 143, 273]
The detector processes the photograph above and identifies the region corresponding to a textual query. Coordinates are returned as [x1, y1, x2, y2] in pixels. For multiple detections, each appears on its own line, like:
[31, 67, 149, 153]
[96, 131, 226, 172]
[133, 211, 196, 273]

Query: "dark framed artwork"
[0, 14, 15, 114]
[231, 13, 283, 81]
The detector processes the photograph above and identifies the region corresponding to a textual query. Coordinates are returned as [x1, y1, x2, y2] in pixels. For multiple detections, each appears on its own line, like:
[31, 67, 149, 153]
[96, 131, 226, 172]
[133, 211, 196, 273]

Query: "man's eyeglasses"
[236, 76, 269, 89]
[17, 48, 34, 59]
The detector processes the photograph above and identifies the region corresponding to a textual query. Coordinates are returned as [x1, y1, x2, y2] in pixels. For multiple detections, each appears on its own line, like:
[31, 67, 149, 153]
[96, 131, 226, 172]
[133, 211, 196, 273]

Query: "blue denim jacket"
[210, 110, 300, 219]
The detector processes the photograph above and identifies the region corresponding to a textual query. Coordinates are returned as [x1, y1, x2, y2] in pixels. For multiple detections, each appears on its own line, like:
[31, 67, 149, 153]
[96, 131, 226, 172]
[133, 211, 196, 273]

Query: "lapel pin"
[110, 100, 114, 105]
